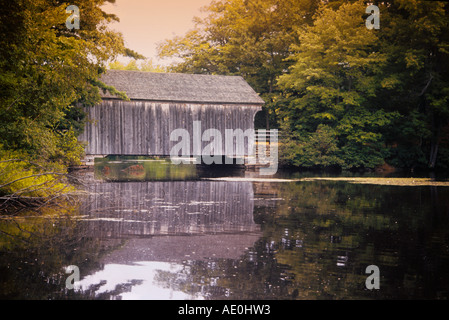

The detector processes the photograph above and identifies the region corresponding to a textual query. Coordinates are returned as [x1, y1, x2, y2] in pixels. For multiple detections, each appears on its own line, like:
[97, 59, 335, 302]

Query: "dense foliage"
[0, 0, 141, 197]
[0, 0, 140, 164]
[109, 59, 167, 72]
[158, 0, 449, 171]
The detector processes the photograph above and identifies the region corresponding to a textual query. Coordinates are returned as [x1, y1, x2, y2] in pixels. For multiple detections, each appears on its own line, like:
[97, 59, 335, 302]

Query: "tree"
[0, 0, 143, 166]
[157, 0, 449, 170]
[157, 0, 321, 129]
[375, 0, 449, 169]
[109, 59, 166, 73]
[277, 0, 398, 169]
[280, 124, 344, 168]
[0, 0, 143, 199]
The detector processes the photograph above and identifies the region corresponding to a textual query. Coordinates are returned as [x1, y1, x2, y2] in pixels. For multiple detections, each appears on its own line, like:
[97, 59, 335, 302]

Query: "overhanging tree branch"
[0, 172, 67, 191]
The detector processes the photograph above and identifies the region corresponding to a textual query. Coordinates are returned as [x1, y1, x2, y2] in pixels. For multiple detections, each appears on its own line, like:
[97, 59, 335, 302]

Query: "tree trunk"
[266, 109, 270, 131]
[429, 116, 441, 169]
[266, 78, 274, 131]
[429, 138, 439, 169]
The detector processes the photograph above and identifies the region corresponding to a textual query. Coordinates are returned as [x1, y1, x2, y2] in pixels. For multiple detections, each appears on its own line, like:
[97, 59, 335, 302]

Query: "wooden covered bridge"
[78, 70, 265, 164]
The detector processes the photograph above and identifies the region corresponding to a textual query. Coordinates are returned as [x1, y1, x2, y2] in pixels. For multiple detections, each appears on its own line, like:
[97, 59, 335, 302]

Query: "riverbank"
[299, 177, 449, 187]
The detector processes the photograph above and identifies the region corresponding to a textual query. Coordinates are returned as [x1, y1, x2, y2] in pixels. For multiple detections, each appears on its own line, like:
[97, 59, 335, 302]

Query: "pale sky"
[102, 0, 212, 65]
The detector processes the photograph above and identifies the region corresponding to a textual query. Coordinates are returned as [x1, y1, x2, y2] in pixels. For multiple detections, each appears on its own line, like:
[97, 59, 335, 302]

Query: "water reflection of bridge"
[71, 173, 265, 299]
[79, 179, 261, 238]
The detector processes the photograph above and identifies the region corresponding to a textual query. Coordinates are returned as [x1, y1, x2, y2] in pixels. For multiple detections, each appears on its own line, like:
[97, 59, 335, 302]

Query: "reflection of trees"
[252, 181, 449, 299]
[152, 251, 294, 300]
[0, 202, 125, 299]
[71, 279, 144, 300]
[94, 158, 198, 182]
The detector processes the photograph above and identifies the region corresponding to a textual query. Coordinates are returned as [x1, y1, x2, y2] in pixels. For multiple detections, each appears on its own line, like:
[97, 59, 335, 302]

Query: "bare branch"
[419, 73, 434, 97]
[0, 172, 67, 190]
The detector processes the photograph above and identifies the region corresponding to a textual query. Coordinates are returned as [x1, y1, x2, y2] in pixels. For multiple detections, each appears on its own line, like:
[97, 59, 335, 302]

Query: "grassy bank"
[300, 177, 449, 187]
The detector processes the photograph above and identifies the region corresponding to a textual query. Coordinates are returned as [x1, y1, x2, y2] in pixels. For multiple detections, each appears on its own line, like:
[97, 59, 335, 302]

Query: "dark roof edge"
[101, 97, 265, 106]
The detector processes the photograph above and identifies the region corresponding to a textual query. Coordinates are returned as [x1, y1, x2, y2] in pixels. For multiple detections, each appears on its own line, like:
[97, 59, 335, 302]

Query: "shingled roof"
[100, 70, 265, 105]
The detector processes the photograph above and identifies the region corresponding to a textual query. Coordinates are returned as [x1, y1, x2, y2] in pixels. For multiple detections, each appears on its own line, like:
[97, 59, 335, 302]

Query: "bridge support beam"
[81, 155, 107, 166]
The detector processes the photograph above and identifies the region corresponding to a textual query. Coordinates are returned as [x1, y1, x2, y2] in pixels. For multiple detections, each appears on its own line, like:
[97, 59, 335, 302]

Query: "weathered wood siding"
[79, 100, 262, 156]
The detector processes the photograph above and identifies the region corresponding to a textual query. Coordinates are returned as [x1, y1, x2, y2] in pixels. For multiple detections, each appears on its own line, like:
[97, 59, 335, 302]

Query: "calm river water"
[1, 158, 449, 300]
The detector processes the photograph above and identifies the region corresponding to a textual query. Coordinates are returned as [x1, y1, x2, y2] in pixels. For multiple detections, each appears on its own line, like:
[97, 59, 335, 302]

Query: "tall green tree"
[277, 0, 449, 170]
[376, 0, 449, 169]
[0, 0, 142, 165]
[159, 0, 449, 170]
[277, 1, 398, 169]
[158, 0, 320, 129]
